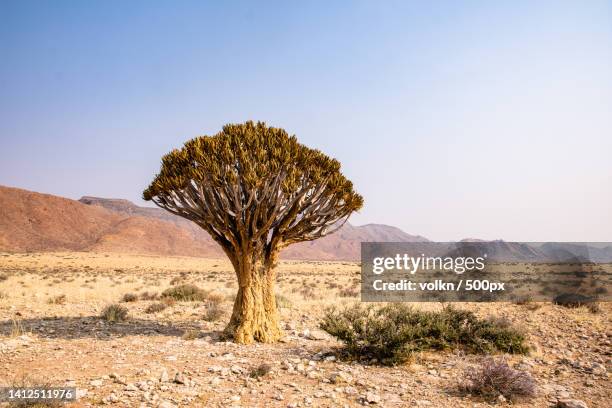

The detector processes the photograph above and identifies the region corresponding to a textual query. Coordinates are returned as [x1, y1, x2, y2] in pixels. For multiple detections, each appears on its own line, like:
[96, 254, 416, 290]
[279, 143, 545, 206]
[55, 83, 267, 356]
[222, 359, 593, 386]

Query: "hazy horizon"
[1, 1, 611, 241]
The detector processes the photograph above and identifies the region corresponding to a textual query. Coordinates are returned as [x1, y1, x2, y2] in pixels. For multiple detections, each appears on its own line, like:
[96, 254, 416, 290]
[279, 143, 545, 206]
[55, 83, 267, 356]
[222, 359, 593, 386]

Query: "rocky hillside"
[0, 185, 427, 259]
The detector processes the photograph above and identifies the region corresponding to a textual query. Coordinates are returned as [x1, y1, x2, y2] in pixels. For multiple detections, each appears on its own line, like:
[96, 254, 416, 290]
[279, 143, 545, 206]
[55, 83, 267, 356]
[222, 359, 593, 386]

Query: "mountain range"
[0, 185, 427, 260]
[2, 185, 610, 262]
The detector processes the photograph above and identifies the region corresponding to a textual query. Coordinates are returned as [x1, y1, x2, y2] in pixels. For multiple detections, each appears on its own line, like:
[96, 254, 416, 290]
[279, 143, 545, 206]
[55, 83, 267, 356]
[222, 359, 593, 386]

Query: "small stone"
[174, 371, 186, 384]
[160, 369, 169, 382]
[345, 386, 358, 395]
[230, 395, 241, 402]
[590, 363, 606, 375]
[329, 371, 352, 384]
[230, 365, 243, 374]
[365, 392, 381, 404]
[89, 379, 103, 387]
[497, 394, 507, 403]
[125, 384, 138, 392]
[305, 329, 328, 340]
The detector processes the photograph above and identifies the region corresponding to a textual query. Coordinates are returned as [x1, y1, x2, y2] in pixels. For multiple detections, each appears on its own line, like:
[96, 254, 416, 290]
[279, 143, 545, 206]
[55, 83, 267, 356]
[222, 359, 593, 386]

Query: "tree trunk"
[224, 256, 282, 344]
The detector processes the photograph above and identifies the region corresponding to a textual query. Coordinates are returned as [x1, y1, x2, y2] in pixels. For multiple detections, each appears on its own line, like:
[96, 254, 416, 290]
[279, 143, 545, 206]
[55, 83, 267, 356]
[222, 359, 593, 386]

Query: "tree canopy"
[143, 121, 363, 266]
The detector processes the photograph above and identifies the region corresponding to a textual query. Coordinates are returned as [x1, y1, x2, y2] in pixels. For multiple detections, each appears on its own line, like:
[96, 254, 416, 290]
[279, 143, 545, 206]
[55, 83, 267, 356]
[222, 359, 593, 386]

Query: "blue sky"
[1, 1, 611, 241]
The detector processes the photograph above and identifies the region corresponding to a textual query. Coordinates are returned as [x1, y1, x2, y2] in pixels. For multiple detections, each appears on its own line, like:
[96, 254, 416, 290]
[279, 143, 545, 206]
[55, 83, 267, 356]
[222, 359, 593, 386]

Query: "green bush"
[162, 284, 208, 301]
[100, 304, 129, 323]
[320, 304, 528, 365]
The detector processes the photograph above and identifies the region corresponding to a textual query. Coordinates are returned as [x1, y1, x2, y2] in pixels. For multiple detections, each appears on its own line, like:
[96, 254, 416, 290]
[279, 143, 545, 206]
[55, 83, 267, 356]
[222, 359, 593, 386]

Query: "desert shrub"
[249, 363, 272, 379]
[162, 297, 176, 306]
[139, 291, 159, 300]
[47, 294, 66, 305]
[203, 301, 224, 322]
[586, 302, 601, 314]
[4, 375, 62, 407]
[512, 295, 532, 305]
[100, 304, 129, 323]
[275, 293, 292, 309]
[459, 358, 536, 401]
[553, 293, 594, 308]
[10, 318, 26, 337]
[339, 286, 358, 297]
[121, 292, 138, 302]
[300, 286, 315, 299]
[206, 291, 225, 305]
[145, 302, 167, 314]
[320, 304, 528, 365]
[162, 284, 208, 301]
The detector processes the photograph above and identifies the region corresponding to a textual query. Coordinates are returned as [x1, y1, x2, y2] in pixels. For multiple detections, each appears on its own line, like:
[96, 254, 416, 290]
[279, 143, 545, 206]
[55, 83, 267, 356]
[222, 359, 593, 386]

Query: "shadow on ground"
[0, 316, 223, 340]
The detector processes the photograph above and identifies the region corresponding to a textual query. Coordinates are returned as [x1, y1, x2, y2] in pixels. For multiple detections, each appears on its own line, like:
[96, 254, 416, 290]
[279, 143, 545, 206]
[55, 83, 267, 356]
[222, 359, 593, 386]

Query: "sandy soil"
[0, 252, 609, 407]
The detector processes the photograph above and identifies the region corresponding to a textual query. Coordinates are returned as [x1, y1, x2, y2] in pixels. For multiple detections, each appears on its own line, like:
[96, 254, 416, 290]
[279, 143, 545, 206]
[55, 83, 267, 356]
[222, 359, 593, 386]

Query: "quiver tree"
[143, 121, 363, 343]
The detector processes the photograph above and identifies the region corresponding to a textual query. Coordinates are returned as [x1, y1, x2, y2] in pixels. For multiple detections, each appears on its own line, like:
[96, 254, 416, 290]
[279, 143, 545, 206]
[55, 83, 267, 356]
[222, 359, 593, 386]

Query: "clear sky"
[1, 1, 611, 241]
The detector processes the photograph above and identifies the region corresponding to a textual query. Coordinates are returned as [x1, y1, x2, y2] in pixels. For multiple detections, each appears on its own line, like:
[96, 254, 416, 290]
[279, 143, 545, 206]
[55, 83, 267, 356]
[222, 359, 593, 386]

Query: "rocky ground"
[0, 253, 610, 407]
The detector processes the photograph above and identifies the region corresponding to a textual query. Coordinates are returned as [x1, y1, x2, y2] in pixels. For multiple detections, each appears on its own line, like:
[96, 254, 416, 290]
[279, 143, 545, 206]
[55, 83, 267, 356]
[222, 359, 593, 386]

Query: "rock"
[329, 371, 352, 384]
[158, 400, 177, 408]
[89, 379, 103, 387]
[497, 395, 507, 403]
[345, 386, 358, 395]
[125, 384, 138, 392]
[160, 369, 169, 383]
[590, 363, 606, 375]
[173, 371, 186, 384]
[230, 395, 241, 402]
[365, 392, 381, 404]
[305, 329, 328, 340]
[230, 365, 243, 374]
[557, 400, 589, 408]
[109, 372, 126, 385]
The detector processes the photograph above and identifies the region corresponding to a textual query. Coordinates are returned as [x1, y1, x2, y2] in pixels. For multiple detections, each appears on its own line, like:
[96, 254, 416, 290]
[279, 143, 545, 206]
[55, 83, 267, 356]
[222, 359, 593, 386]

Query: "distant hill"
[0, 185, 427, 260]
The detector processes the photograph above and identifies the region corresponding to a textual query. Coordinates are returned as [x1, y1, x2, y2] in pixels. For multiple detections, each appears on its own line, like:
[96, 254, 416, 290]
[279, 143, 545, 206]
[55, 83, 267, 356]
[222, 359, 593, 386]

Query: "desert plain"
[0, 252, 609, 408]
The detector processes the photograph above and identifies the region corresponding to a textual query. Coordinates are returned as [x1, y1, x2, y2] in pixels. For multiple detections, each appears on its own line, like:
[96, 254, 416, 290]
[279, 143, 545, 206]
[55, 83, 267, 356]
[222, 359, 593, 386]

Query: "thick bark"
[224, 256, 282, 344]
